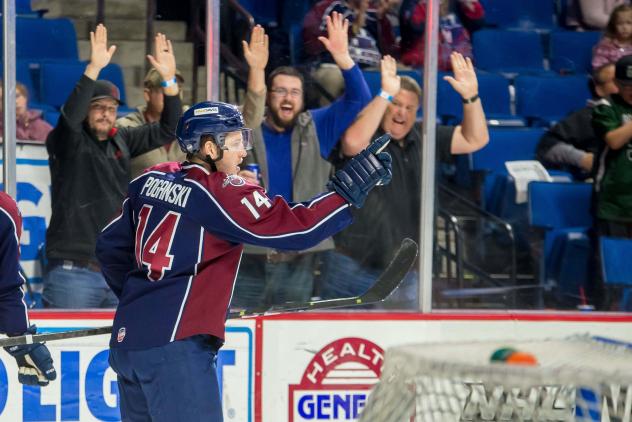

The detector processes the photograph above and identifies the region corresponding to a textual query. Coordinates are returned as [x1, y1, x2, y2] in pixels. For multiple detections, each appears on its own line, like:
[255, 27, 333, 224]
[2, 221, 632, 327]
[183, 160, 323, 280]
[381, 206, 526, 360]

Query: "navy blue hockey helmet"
[176, 101, 253, 154]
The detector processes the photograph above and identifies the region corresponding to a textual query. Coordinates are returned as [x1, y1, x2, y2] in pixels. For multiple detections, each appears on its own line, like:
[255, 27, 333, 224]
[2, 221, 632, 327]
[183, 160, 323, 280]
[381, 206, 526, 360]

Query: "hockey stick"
[0, 238, 418, 348]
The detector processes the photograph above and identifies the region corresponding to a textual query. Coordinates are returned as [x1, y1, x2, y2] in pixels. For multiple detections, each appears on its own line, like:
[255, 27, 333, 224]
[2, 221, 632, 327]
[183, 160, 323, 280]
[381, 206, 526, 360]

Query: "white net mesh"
[359, 335, 632, 421]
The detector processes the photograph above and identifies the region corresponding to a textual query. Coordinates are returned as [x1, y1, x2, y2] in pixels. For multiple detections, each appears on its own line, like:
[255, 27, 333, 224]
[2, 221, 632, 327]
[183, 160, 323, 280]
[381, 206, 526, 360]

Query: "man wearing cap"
[42, 24, 182, 308]
[115, 68, 187, 179]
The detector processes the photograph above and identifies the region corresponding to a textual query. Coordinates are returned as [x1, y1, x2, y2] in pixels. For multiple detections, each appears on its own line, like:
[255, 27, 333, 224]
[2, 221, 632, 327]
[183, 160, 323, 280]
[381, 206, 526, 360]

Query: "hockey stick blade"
[228, 237, 418, 317]
[0, 239, 418, 347]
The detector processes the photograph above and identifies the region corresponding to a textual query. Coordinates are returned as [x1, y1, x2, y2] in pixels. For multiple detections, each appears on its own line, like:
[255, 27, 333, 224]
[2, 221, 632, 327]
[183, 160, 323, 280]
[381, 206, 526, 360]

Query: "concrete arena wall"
[1, 311, 631, 421]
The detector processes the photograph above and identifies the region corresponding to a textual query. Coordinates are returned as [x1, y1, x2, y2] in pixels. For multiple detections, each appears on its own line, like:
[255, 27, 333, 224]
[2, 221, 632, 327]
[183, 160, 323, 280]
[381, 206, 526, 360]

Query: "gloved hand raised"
[4, 325, 57, 386]
[327, 133, 393, 208]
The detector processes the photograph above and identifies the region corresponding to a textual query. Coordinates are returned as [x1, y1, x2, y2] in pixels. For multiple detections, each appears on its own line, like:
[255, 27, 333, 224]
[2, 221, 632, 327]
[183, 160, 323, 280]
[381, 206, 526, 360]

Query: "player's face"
[213, 133, 248, 175]
[382, 89, 419, 141]
[88, 98, 118, 140]
[267, 74, 304, 129]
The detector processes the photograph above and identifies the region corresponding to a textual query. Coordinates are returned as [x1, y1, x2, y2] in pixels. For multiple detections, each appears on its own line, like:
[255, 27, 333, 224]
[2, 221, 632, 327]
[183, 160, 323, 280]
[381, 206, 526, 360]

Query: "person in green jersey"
[592, 54, 632, 309]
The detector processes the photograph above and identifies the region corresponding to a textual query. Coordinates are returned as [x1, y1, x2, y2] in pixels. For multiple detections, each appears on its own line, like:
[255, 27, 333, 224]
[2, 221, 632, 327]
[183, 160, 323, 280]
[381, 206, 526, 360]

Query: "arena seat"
[473, 29, 548, 74]
[239, 0, 278, 25]
[39, 61, 127, 107]
[480, 0, 556, 30]
[470, 128, 544, 172]
[528, 181, 594, 307]
[439, 72, 524, 126]
[514, 74, 591, 126]
[600, 236, 632, 311]
[549, 31, 601, 74]
[16, 17, 78, 60]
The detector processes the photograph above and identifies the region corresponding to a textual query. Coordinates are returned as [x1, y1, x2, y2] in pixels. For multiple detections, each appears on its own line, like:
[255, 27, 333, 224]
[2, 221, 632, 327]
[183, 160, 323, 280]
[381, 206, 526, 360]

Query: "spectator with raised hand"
[303, 0, 398, 103]
[321, 52, 488, 307]
[232, 11, 372, 309]
[42, 24, 182, 309]
[400, 0, 484, 71]
[592, 4, 632, 69]
[0, 192, 56, 387]
[537, 64, 619, 180]
[115, 68, 187, 179]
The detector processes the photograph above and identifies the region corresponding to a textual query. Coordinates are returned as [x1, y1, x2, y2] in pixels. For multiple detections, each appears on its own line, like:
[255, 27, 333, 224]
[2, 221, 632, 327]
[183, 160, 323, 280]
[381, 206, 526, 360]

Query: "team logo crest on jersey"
[222, 174, 246, 188]
[117, 327, 126, 343]
[288, 337, 384, 421]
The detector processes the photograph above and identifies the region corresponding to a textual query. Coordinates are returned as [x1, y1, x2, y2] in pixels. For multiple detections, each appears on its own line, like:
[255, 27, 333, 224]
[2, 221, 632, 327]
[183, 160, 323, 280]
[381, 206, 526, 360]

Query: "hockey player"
[95, 101, 392, 421]
[0, 192, 56, 386]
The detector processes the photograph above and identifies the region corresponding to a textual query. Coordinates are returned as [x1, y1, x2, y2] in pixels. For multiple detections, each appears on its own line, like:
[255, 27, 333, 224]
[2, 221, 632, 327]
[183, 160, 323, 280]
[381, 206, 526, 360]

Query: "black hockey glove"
[327, 133, 393, 208]
[4, 325, 57, 386]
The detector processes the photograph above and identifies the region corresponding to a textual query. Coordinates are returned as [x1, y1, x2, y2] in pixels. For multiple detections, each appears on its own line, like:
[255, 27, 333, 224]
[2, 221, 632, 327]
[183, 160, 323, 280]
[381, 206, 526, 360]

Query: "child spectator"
[537, 63, 619, 180]
[0, 83, 53, 142]
[399, 0, 484, 71]
[592, 4, 632, 69]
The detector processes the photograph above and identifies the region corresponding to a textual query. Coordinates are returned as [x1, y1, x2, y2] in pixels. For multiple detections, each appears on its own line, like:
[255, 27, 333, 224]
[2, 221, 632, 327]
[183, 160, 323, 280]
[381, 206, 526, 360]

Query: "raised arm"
[60, 24, 117, 129]
[341, 55, 400, 156]
[84, 24, 117, 80]
[125, 33, 182, 156]
[444, 52, 489, 154]
[146, 32, 179, 98]
[310, 12, 372, 156]
[318, 11, 354, 71]
[242, 24, 269, 102]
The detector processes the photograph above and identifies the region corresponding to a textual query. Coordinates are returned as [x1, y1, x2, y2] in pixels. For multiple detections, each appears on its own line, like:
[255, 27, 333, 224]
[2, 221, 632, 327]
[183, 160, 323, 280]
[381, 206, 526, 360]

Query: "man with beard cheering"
[232, 11, 372, 308]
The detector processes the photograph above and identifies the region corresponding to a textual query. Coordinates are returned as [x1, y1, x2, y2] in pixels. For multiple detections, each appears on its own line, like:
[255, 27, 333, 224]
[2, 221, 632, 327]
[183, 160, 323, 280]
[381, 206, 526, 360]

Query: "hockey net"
[359, 335, 632, 421]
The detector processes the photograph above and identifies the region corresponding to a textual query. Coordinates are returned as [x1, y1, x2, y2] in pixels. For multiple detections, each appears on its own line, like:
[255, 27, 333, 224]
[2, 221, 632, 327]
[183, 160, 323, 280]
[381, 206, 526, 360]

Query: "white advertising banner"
[0, 313, 256, 422]
[1, 142, 52, 303]
[259, 313, 632, 422]
[1, 312, 631, 421]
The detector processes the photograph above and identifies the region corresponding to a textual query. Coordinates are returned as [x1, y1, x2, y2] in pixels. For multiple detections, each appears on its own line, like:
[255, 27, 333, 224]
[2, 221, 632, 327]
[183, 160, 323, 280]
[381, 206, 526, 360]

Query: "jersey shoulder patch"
[222, 174, 247, 188]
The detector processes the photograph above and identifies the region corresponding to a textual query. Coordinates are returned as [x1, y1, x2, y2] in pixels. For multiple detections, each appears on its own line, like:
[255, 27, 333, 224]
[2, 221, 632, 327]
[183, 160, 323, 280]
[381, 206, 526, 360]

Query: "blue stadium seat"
[239, 0, 278, 25]
[43, 110, 60, 126]
[470, 128, 544, 172]
[600, 237, 632, 311]
[528, 181, 594, 306]
[514, 75, 591, 126]
[480, 0, 556, 30]
[16, 17, 78, 60]
[288, 23, 303, 65]
[281, 0, 309, 32]
[473, 30, 547, 74]
[550, 31, 601, 74]
[439, 72, 525, 126]
[0, 0, 48, 17]
[39, 61, 127, 108]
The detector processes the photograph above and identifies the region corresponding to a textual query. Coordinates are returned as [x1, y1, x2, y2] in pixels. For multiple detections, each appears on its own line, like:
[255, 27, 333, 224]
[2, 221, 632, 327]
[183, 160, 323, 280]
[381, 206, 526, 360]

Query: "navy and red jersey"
[96, 162, 352, 350]
[0, 192, 29, 335]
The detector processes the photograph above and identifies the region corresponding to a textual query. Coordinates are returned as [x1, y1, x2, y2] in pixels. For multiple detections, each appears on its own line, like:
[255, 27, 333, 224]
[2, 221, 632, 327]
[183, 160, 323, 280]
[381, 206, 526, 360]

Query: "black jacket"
[45, 75, 182, 262]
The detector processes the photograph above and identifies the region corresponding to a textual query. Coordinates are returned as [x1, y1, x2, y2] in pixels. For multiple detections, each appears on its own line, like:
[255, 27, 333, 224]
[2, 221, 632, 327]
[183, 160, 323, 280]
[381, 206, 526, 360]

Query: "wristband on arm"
[378, 90, 393, 102]
[160, 77, 178, 88]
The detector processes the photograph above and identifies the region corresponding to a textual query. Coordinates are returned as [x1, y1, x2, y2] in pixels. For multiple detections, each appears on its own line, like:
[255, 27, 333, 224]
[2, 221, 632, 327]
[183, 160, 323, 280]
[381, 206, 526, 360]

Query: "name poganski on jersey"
[140, 176, 192, 207]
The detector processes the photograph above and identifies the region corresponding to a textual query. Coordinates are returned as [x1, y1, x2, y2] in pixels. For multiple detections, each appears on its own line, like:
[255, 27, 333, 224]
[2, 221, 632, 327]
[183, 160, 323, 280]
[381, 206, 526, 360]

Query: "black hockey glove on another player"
[327, 133, 393, 208]
[4, 325, 57, 386]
